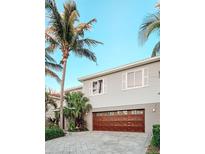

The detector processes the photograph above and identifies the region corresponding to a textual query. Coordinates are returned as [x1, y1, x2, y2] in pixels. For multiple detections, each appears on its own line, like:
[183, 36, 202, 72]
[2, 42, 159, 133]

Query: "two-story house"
[66, 56, 160, 133]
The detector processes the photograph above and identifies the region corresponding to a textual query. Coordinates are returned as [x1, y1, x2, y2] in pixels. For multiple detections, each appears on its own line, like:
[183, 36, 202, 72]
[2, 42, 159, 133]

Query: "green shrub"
[151, 124, 160, 148]
[46, 123, 59, 129]
[45, 128, 65, 141]
[68, 120, 76, 132]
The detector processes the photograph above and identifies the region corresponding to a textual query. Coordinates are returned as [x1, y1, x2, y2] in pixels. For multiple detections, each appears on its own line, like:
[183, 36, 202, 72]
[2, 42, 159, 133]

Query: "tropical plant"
[45, 0, 102, 129]
[64, 92, 92, 131]
[45, 91, 57, 112]
[139, 3, 160, 57]
[45, 49, 62, 83]
[45, 91, 59, 127]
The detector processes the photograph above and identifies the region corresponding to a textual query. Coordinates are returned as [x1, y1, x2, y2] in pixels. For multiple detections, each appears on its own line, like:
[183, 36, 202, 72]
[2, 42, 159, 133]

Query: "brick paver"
[45, 131, 150, 154]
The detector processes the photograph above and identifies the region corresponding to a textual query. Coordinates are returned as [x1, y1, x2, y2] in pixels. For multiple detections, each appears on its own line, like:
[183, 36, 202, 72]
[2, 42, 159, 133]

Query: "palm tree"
[64, 92, 92, 130]
[45, 49, 62, 82]
[45, 0, 102, 129]
[139, 4, 160, 57]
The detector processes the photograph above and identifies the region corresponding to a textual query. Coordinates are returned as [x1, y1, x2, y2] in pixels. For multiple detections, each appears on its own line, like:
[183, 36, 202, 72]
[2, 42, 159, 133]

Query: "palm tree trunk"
[60, 58, 67, 129]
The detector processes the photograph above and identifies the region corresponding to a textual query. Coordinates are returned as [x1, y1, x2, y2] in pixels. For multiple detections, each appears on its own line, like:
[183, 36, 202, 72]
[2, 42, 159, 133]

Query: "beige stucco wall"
[82, 60, 160, 133]
[82, 61, 160, 108]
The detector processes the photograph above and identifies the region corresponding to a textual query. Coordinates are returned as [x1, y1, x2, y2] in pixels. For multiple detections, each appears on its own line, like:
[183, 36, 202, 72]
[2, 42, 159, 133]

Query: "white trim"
[121, 73, 126, 90]
[143, 68, 149, 87]
[142, 69, 145, 87]
[78, 56, 160, 82]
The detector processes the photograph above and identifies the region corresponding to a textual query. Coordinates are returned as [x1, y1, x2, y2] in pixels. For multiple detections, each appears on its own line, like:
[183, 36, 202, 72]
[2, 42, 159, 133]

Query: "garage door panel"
[93, 109, 145, 132]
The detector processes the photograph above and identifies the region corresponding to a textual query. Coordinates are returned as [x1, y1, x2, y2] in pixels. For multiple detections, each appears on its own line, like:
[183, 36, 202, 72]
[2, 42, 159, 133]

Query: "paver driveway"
[45, 131, 151, 154]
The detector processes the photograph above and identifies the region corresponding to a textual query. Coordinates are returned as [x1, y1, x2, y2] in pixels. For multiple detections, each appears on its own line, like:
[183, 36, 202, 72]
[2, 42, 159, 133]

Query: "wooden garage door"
[93, 109, 145, 132]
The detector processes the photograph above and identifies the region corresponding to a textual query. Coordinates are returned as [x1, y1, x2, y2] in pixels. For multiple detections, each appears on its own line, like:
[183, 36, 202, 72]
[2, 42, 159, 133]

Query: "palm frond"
[75, 19, 97, 37]
[139, 12, 160, 45]
[45, 29, 60, 52]
[45, 68, 61, 83]
[45, 61, 62, 71]
[45, 0, 64, 40]
[85, 103, 92, 113]
[74, 48, 97, 63]
[62, 1, 77, 42]
[64, 92, 92, 119]
[45, 51, 55, 62]
[77, 38, 103, 48]
[152, 41, 160, 57]
[63, 1, 79, 24]
[45, 50, 62, 71]
[47, 99, 58, 109]
[69, 10, 79, 24]
[155, 2, 160, 8]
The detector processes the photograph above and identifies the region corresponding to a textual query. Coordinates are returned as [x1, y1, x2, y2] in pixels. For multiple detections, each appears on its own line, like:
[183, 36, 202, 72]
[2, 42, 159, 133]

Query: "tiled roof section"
[65, 85, 83, 93]
[47, 86, 83, 99]
[49, 93, 60, 98]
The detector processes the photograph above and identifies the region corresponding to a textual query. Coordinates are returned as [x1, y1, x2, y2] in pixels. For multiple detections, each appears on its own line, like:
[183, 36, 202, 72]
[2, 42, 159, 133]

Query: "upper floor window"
[92, 79, 104, 95]
[122, 68, 149, 90]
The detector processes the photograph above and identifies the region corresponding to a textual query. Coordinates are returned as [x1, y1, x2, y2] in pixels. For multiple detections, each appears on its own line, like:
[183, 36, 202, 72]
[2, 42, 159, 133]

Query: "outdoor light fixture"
[152, 108, 156, 112]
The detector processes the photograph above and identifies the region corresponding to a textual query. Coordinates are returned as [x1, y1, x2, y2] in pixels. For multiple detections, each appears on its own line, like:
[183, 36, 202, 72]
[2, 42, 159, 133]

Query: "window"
[123, 110, 128, 115]
[92, 79, 104, 95]
[135, 70, 142, 87]
[127, 72, 135, 88]
[130, 110, 144, 115]
[124, 68, 148, 89]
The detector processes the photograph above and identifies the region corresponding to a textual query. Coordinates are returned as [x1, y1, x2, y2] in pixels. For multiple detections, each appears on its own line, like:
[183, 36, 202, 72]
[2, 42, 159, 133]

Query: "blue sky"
[45, 0, 159, 91]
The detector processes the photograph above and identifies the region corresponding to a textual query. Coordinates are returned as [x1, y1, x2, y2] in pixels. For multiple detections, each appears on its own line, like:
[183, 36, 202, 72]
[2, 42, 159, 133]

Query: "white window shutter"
[122, 73, 126, 90]
[143, 68, 149, 86]
[103, 78, 107, 93]
[89, 81, 93, 96]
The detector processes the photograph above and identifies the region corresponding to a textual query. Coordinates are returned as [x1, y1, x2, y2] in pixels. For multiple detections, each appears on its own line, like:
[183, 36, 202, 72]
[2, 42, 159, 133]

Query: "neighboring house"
[65, 85, 83, 94]
[46, 87, 83, 129]
[45, 93, 60, 120]
[46, 56, 160, 133]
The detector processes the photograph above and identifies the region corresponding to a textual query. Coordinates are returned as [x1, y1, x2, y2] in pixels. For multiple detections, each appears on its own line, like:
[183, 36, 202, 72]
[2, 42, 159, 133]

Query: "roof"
[47, 86, 82, 99]
[64, 85, 83, 92]
[78, 56, 160, 82]
[49, 93, 60, 100]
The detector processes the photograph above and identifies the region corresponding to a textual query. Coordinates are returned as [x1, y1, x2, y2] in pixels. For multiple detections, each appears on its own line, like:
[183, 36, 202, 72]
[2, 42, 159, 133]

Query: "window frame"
[91, 78, 105, 96]
[125, 68, 148, 90]
[126, 71, 135, 88]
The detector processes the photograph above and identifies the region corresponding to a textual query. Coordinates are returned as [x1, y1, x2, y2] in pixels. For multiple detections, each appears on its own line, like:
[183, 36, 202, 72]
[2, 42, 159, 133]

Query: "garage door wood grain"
[93, 109, 145, 132]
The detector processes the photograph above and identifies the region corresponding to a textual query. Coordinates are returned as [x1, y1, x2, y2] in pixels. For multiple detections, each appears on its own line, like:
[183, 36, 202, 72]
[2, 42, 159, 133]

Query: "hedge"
[151, 124, 160, 147]
[45, 128, 65, 141]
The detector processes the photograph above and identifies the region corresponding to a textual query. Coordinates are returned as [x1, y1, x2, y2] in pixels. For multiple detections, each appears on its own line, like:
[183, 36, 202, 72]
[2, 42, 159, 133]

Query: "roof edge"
[64, 85, 83, 92]
[78, 56, 160, 82]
